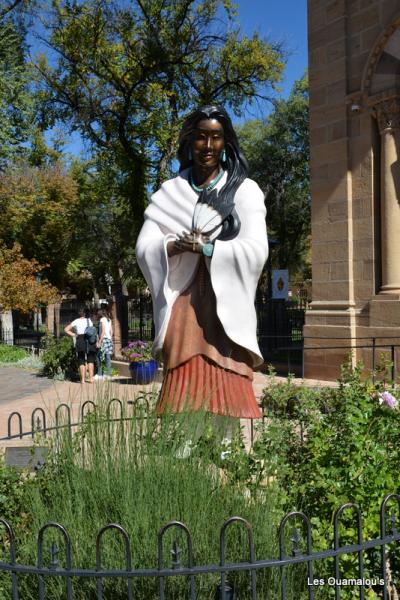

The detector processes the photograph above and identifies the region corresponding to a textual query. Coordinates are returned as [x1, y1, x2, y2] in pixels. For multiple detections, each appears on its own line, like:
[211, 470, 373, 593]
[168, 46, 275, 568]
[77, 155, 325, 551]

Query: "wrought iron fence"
[128, 295, 154, 341]
[3, 398, 132, 443]
[126, 293, 306, 356]
[0, 326, 45, 350]
[1, 401, 400, 598]
[59, 300, 86, 331]
[256, 298, 306, 355]
[0, 495, 399, 598]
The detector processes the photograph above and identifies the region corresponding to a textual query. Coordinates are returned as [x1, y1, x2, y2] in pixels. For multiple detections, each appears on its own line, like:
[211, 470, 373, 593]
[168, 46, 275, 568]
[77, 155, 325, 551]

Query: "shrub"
[4, 406, 285, 600]
[40, 333, 77, 379]
[0, 462, 34, 525]
[257, 359, 400, 592]
[14, 353, 43, 370]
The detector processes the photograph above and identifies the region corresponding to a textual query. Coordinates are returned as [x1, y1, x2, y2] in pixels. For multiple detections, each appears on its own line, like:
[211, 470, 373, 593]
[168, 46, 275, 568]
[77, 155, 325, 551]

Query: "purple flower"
[378, 391, 398, 409]
[122, 339, 153, 362]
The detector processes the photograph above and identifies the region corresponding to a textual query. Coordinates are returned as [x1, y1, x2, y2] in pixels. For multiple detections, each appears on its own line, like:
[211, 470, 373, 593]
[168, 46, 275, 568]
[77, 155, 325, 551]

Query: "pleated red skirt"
[157, 354, 261, 418]
[157, 258, 262, 419]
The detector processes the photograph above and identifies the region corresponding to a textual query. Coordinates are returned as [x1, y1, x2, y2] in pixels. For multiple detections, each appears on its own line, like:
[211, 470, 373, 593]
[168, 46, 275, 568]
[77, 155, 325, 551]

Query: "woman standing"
[64, 307, 97, 384]
[96, 308, 113, 379]
[135, 105, 268, 418]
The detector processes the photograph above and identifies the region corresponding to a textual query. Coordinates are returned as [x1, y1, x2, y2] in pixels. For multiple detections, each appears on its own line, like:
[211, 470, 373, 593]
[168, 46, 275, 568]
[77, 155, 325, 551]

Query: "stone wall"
[305, 0, 400, 379]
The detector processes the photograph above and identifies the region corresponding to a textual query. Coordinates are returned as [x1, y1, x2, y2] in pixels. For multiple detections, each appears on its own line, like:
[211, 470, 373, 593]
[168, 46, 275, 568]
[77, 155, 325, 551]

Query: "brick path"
[0, 366, 337, 443]
[0, 366, 159, 440]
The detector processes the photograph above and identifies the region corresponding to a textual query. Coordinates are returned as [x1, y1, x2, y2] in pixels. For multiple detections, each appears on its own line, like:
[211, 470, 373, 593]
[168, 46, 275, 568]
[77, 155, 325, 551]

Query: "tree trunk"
[111, 269, 129, 357]
[0, 310, 13, 345]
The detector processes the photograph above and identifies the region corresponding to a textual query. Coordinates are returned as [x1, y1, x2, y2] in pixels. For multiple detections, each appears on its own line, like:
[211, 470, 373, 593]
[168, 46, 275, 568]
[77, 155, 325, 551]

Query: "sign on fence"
[271, 269, 289, 299]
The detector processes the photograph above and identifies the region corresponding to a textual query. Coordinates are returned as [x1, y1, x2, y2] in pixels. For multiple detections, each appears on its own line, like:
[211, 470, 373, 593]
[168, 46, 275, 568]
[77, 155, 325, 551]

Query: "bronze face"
[191, 118, 225, 173]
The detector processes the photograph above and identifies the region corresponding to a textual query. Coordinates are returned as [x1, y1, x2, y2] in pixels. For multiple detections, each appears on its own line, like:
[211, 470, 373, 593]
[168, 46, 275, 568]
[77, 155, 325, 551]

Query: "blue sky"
[237, 0, 308, 98]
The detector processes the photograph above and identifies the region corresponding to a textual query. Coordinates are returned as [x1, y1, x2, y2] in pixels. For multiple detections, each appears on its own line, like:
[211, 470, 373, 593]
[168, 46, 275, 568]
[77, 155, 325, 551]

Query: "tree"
[65, 154, 146, 351]
[0, 160, 80, 288]
[34, 0, 285, 220]
[68, 154, 142, 295]
[31, 0, 286, 348]
[0, 18, 35, 169]
[0, 1, 29, 20]
[0, 243, 59, 312]
[238, 73, 310, 280]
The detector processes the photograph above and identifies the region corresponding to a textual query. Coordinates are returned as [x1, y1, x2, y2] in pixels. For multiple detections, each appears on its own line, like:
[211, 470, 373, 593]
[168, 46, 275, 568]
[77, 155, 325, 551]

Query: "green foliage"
[0, 461, 34, 525]
[238, 73, 310, 278]
[4, 406, 284, 599]
[40, 333, 77, 379]
[36, 0, 285, 195]
[0, 161, 80, 288]
[0, 19, 35, 169]
[67, 155, 145, 297]
[0, 343, 27, 363]
[257, 359, 400, 591]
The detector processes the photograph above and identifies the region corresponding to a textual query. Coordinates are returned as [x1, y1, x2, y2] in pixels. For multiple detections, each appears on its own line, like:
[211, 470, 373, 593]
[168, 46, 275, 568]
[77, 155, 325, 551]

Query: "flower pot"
[129, 359, 158, 384]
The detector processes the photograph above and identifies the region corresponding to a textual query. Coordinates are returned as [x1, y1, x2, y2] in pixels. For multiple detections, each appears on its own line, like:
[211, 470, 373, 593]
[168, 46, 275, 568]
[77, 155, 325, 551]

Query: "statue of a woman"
[136, 105, 268, 418]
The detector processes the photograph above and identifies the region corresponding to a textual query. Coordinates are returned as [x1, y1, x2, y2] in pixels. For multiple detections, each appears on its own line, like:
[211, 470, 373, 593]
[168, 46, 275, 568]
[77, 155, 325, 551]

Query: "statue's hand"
[175, 231, 207, 253]
[167, 231, 210, 256]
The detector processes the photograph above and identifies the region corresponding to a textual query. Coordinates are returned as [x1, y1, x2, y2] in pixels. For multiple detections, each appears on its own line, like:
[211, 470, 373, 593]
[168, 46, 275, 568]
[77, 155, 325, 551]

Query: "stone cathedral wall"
[305, 0, 400, 379]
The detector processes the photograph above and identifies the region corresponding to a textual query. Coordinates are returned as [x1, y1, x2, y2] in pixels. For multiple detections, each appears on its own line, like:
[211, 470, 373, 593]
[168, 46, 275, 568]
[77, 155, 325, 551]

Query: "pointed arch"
[362, 15, 400, 98]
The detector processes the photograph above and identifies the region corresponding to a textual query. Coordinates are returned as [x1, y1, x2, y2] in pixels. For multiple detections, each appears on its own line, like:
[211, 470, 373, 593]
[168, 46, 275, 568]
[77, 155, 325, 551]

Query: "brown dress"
[157, 258, 262, 418]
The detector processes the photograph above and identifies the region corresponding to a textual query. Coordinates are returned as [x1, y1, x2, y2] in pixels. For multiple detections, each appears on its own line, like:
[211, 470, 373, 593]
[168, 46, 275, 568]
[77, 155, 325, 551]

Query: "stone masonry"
[305, 0, 400, 379]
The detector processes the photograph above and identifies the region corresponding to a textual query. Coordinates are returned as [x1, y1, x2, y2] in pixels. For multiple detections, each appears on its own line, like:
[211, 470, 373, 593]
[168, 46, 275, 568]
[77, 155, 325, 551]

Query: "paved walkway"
[0, 367, 56, 403]
[0, 366, 338, 442]
[0, 366, 159, 439]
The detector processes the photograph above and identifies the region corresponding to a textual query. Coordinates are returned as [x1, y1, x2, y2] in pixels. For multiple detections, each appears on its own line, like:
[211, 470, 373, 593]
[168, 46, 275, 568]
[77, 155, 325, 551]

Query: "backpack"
[84, 318, 97, 346]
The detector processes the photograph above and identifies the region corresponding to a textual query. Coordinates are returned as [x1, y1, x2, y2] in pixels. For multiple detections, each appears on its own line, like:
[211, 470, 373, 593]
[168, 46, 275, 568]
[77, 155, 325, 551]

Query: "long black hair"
[177, 105, 248, 241]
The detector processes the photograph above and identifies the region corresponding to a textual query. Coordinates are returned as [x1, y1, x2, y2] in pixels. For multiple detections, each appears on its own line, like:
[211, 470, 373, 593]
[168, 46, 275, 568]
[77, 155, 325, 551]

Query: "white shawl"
[135, 169, 269, 367]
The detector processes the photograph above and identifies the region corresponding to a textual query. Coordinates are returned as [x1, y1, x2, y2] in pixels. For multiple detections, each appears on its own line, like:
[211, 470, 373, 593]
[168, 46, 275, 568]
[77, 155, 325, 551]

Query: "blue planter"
[129, 359, 158, 384]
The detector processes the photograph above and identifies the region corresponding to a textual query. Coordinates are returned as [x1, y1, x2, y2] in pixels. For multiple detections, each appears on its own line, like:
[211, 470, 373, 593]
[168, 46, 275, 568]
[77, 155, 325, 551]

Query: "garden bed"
[0, 359, 399, 598]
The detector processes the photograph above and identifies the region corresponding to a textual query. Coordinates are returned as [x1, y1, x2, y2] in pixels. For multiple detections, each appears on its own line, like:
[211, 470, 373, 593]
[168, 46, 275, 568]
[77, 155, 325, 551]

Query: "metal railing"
[256, 335, 400, 380]
[0, 496, 399, 598]
[127, 295, 154, 341]
[1, 401, 399, 598]
[0, 327, 45, 350]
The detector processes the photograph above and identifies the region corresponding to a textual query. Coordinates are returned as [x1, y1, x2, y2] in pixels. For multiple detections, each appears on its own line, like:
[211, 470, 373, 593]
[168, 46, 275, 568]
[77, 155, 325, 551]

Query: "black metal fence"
[125, 293, 307, 362]
[1, 292, 306, 357]
[0, 492, 399, 598]
[0, 307, 46, 349]
[127, 295, 154, 341]
[0, 326, 45, 349]
[256, 298, 305, 375]
[1, 401, 400, 598]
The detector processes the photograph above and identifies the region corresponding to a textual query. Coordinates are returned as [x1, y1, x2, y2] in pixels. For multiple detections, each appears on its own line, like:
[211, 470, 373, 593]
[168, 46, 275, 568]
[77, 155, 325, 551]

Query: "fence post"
[372, 337, 376, 382]
[215, 584, 235, 599]
[391, 345, 395, 381]
[139, 295, 144, 340]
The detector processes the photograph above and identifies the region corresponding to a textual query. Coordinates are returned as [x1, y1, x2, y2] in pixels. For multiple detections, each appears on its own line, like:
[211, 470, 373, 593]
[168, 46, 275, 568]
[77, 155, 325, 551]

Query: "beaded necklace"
[189, 167, 224, 193]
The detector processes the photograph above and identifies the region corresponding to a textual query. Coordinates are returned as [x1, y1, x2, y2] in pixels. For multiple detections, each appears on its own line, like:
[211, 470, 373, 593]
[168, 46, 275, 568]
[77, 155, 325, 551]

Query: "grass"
[0, 343, 28, 364]
[0, 401, 290, 599]
[0, 343, 43, 370]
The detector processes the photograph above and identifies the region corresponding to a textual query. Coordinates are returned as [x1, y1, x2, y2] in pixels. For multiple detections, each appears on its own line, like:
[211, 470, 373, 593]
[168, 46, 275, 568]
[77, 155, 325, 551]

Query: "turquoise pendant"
[202, 242, 214, 257]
